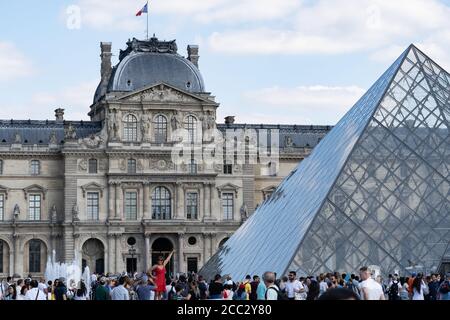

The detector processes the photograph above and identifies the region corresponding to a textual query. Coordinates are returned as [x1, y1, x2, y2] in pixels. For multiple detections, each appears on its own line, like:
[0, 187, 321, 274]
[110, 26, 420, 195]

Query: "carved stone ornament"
[78, 159, 87, 171]
[214, 163, 222, 173]
[81, 134, 103, 149]
[51, 205, 57, 222]
[119, 159, 126, 171]
[126, 84, 198, 103]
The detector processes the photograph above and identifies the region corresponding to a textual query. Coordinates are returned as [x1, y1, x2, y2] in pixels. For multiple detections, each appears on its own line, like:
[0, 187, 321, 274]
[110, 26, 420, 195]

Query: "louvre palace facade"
[0, 36, 331, 277]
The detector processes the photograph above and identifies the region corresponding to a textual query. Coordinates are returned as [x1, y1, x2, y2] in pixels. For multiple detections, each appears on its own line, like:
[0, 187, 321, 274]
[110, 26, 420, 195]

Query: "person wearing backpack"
[263, 272, 279, 300]
[438, 273, 450, 300]
[388, 274, 401, 301]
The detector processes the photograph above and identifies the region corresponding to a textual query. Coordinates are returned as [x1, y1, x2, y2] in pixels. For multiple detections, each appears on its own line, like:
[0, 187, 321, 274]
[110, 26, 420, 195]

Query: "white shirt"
[224, 289, 234, 300]
[265, 284, 279, 300]
[319, 281, 328, 296]
[285, 280, 303, 299]
[25, 288, 47, 300]
[38, 283, 47, 292]
[360, 278, 384, 300]
[412, 283, 426, 300]
[16, 294, 26, 301]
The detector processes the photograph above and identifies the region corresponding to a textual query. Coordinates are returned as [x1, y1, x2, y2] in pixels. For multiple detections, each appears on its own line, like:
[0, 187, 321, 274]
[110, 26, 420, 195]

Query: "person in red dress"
[150, 250, 174, 300]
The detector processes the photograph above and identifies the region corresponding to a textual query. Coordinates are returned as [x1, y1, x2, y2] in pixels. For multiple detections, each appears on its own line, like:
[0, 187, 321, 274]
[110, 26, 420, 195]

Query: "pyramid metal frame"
[200, 45, 450, 280]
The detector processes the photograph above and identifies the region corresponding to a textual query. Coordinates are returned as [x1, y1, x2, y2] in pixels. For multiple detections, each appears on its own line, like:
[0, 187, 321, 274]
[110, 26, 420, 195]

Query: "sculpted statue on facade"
[72, 204, 79, 221]
[171, 111, 182, 131]
[108, 110, 119, 141]
[13, 204, 20, 220]
[65, 123, 77, 139]
[240, 204, 249, 222]
[51, 205, 57, 222]
[49, 131, 58, 145]
[14, 132, 21, 144]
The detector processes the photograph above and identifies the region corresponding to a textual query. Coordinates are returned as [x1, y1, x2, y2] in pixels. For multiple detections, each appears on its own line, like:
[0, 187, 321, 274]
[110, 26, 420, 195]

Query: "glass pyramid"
[200, 45, 450, 280]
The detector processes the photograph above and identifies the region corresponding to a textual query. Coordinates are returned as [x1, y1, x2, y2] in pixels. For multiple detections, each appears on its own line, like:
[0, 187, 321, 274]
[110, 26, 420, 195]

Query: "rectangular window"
[87, 192, 99, 220]
[30, 160, 40, 175]
[88, 159, 98, 174]
[0, 194, 3, 221]
[29, 194, 41, 220]
[186, 193, 198, 220]
[189, 160, 197, 174]
[125, 192, 138, 220]
[0, 240, 3, 273]
[187, 257, 198, 273]
[222, 193, 234, 220]
[29, 240, 41, 273]
[128, 159, 137, 174]
[0, 159, 3, 175]
[223, 164, 233, 175]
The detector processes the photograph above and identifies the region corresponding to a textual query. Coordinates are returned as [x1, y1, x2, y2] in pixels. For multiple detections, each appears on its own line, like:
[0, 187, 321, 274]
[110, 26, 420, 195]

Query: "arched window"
[184, 115, 198, 144]
[29, 239, 42, 273]
[152, 187, 171, 220]
[123, 114, 138, 141]
[154, 115, 167, 143]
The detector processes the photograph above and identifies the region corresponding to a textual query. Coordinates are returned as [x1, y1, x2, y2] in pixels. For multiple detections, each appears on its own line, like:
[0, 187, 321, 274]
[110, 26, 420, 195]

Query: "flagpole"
[146, 1, 149, 40]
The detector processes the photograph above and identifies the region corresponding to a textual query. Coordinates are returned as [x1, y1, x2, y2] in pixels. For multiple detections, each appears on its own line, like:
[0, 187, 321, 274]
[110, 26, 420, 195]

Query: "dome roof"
[94, 37, 205, 103]
[110, 51, 205, 93]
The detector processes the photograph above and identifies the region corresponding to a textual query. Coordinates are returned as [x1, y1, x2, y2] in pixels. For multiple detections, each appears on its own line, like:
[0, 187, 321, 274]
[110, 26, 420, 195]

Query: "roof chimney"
[55, 108, 65, 121]
[100, 42, 112, 81]
[225, 116, 235, 125]
[187, 45, 199, 68]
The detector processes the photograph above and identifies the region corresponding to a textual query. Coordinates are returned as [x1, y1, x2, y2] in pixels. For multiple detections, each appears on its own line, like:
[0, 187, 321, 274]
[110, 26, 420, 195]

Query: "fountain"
[44, 250, 89, 293]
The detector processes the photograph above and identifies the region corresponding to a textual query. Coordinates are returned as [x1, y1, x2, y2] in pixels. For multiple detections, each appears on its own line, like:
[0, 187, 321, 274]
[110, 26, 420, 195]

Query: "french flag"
[136, 3, 148, 16]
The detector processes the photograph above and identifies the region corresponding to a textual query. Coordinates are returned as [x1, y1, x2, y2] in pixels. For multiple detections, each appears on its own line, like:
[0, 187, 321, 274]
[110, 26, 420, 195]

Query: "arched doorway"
[24, 239, 47, 275]
[82, 239, 105, 274]
[0, 240, 10, 276]
[151, 237, 174, 280]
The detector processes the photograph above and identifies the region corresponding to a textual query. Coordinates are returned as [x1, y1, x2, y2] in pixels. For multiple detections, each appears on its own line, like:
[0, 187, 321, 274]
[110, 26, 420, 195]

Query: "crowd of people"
[1, 263, 449, 301]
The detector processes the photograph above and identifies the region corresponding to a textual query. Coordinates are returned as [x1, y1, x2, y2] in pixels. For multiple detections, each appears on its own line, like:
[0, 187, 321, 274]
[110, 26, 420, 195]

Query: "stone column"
[203, 233, 210, 263]
[115, 234, 121, 273]
[178, 233, 185, 274]
[114, 183, 120, 219]
[108, 235, 115, 273]
[143, 183, 150, 220]
[13, 234, 19, 276]
[210, 233, 215, 257]
[138, 185, 143, 221]
[144, 233, 151, 272]
[175, 183, 184, 220]
[203, 183, 210, 220]
[108, 183, 115, 220]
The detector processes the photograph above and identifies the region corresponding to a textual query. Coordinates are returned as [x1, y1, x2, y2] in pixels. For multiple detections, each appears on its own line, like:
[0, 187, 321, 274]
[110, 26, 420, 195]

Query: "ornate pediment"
[0, 185, 9, 198]
[217, 183, 240, 198]
[117, 83, 209, 104]
[81, 182, 104, 197]
[23, 184, 47, 199]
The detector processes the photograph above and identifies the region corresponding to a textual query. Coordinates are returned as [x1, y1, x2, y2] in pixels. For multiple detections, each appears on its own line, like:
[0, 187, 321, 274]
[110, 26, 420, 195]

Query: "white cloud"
[30, 80, 98, 120]
[241, 85, 366, 124]
[207, 0, 450, 57]
[0, 42, 34, 81]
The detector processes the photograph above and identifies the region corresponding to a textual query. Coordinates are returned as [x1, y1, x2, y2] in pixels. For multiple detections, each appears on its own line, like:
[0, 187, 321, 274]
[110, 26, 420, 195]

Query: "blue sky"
[0, 0, 449, 125]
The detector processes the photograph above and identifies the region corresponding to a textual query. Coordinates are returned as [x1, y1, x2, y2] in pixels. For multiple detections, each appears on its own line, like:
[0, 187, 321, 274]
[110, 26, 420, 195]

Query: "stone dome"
[94, 37, 205, 103]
